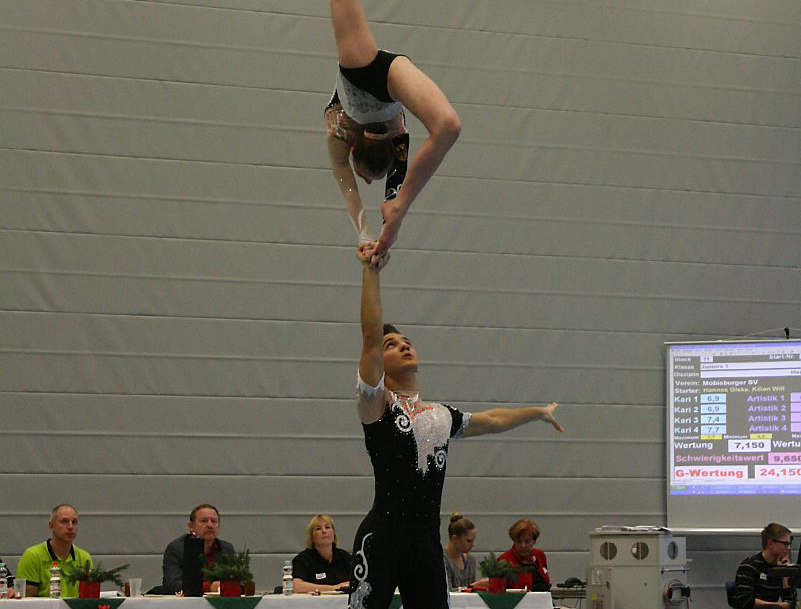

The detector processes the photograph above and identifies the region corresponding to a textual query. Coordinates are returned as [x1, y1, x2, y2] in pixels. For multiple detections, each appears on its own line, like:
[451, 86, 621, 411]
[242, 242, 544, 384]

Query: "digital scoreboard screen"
[667, 340, 801, 498]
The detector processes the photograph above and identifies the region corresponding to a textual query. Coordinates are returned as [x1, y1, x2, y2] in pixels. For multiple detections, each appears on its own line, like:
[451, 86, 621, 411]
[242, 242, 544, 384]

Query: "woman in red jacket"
[499, 519, 551, 591]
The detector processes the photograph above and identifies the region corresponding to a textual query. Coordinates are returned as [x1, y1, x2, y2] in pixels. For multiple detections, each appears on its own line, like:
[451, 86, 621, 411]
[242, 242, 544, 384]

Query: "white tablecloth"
[1, 591, 553, 609]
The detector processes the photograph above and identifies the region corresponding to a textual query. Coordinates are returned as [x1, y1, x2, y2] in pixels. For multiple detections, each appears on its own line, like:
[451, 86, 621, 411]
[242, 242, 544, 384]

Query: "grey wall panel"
[1, 476, 375, 515]
[3, 151, 798, 259]
[4, 232, 797, 299]
[0, 432, 656, 479]
[0, 348, 659, 404]
[6, 109, 797, 198]
[3, 395, 362, 436]
[2, 0, 799, 607]
[8, 69, 800, 163]
[4, 190, 799, 267]
[0, 312, 726, 368]
[3, 485, 663, 556]
[3, 273, 797, 337]
[367, 0, 801, 58]
[3, 394, 662, 444]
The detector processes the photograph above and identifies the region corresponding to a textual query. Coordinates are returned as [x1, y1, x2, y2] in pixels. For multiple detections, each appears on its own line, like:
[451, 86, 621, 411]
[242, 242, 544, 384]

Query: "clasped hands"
[358, 240, 391, 270]
[359, 199, 404, 269]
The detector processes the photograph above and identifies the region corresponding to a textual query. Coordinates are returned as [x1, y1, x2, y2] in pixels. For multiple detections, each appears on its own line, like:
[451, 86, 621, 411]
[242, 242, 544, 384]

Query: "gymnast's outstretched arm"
[464, 403, 564, 438]
[356, 243, 386, 424]
[370, 58, 461, 260]
[328, 133, 371, 242]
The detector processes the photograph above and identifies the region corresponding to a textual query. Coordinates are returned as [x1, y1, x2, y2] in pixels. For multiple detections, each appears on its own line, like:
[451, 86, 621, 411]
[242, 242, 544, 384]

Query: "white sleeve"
[356, 371, 385, 418]
[357, 371, 385, 397]
[452, 412, 472, 439]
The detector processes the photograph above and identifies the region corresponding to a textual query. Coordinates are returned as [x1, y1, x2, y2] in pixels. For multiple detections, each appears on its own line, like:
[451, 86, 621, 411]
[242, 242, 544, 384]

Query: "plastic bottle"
[0, 562, 8, 598]
[282, 560, 293, 595]
[49, 562, 61, 598]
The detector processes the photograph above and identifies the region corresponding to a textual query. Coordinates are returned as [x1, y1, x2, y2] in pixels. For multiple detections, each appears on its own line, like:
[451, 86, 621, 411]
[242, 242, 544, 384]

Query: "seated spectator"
[162, 504, 235, 594]
[499, 518, 550, 591]
[16, 504, 92, 598]
[443, 513, 487, 590]
[732, 522, 797, 609]
[292, 515, 351, 593]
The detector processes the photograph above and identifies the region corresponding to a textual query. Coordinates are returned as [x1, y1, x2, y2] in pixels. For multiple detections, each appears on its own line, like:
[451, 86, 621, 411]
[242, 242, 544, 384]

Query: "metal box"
[586, 528, 689, 609]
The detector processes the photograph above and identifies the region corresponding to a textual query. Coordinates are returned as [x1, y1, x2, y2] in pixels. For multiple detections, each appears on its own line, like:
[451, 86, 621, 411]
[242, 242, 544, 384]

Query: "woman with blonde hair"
[291, 515, 351, 593]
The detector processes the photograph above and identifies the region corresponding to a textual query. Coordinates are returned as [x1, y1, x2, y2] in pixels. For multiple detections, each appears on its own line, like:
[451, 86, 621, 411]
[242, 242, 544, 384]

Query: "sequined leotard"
[349, 377, 471, 609]
[364, 388, 468, 521]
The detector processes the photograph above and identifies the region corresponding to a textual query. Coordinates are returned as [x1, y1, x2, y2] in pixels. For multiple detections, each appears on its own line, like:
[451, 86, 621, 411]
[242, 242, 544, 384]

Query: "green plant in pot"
[478, 552, 519, 593]
[61, 561, 129, 598]
[202, 549, 254, 597]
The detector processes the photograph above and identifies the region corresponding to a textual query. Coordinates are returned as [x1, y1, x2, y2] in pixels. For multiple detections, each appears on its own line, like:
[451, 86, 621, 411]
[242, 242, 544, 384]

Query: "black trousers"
[349, 513, 448, 609]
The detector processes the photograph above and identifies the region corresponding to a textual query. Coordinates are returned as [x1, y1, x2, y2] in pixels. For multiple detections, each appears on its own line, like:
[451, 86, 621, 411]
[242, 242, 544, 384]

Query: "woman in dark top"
[292, 515, 351, 593]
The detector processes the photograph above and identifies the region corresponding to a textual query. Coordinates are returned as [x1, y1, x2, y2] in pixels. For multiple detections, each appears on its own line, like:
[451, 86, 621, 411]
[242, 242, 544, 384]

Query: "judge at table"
[292, 515, 351, 593]
[499, 518, 551, 592]
[161, 504, 235, 594]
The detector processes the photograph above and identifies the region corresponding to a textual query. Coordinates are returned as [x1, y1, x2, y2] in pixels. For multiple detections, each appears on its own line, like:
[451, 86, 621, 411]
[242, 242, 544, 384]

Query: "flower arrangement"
[201, 549, 253, 583]
[478, 552, 518, 579]
[60, 561, 129, 598]
[478, 552, 519, 593]
[61, 561, 129, 585]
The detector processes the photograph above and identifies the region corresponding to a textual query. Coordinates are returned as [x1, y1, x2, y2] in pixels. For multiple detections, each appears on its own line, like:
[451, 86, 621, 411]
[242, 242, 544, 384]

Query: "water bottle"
[49, 562, 61, 599]
[282, 560, 293, 596]
[0, 562, 8, 598]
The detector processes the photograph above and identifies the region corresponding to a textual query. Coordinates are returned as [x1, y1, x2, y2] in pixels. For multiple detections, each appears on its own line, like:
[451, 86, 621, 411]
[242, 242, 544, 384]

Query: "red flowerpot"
[242, 581, 256, 596]
[79, 581, 101, 598]
[487, 577, 507, 593]
[220, 581, 241, 597]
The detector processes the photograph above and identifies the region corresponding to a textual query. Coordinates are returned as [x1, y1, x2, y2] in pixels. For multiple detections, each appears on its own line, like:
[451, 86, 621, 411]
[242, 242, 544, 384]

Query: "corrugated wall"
[1, 1, 799, 607]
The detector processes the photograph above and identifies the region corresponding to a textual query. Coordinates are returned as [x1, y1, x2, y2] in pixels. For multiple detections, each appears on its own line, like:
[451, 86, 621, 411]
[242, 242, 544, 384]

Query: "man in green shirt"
[16, 504, 93, 598]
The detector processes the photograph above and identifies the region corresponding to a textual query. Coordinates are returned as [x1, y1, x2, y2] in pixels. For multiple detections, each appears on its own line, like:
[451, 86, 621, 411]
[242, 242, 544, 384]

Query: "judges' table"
[1, 592, 553, 609]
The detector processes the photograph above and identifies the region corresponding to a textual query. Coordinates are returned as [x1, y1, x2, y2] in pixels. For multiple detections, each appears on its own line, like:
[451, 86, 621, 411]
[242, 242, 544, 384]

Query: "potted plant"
[478, 552, 518, 593]
[202, 549, 253, 597]
[61, 561, 129, 598]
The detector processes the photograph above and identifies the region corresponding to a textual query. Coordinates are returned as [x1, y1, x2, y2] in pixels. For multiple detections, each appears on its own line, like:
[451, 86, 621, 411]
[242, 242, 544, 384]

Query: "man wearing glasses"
[732, 523, 797, 609]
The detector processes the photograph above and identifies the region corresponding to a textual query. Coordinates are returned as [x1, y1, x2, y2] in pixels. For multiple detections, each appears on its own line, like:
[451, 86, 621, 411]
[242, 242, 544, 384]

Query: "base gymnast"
[326, 0, 462, 266]
[348, 242, 564, 609]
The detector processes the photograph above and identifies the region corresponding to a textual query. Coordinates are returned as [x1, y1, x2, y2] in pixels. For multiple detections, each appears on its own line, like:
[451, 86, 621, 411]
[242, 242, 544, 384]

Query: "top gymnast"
[325, 0, 461, 267]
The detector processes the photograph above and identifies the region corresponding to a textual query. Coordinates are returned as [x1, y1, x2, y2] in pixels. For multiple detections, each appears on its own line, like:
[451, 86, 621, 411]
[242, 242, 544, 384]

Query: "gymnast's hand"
[357, 241, 390, 270]
[541, 402, 564, 433]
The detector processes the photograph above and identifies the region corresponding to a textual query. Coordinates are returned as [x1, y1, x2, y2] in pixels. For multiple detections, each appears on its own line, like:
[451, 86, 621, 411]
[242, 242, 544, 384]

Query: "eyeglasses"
[772, 539, 793, 548]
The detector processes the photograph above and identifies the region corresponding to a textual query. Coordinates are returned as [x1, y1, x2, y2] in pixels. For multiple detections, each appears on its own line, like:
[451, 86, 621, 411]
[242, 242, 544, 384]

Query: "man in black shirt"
[732, 522, 797, 609]
[351, 244, 564, 609]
